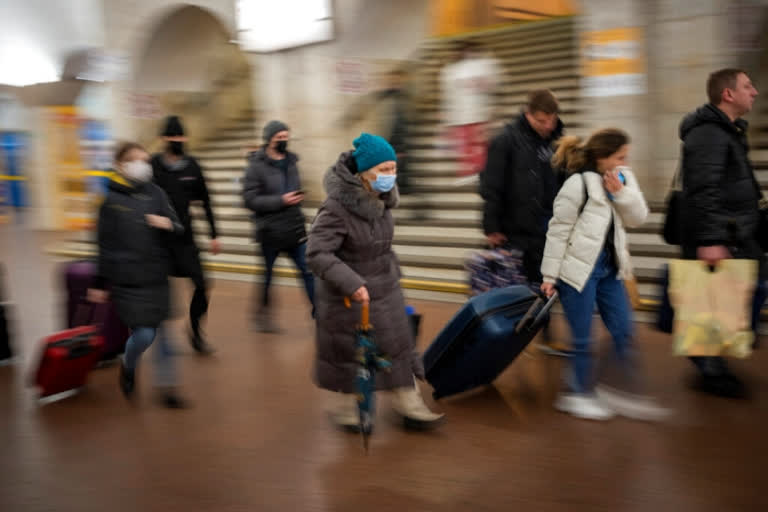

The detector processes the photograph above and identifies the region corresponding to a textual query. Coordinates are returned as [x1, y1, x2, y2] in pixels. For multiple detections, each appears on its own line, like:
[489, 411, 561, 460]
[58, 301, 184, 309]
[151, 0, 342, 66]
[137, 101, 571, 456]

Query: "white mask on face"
[122, 160, 152, 183]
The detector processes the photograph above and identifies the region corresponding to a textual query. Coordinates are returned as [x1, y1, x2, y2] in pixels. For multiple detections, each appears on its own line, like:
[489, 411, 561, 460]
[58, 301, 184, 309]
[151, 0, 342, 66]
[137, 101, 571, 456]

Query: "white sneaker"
[0, 356, 18, 367]
[555, 393, 615, 421]
[596, 385, 672, 422]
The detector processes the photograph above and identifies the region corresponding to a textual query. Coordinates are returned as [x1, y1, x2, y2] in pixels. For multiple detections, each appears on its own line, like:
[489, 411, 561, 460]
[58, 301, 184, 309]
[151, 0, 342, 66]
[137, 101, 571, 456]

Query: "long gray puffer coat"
[307, 152, 422, 393]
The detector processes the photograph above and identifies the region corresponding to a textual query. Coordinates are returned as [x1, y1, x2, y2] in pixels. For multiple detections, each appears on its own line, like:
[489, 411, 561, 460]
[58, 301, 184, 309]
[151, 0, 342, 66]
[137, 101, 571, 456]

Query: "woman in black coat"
[88, 142, 186, 408]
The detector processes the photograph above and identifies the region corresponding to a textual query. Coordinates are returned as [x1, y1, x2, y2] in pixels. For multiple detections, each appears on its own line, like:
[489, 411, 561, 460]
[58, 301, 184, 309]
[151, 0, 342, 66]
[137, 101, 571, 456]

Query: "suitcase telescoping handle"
[514, 291, 558, 334]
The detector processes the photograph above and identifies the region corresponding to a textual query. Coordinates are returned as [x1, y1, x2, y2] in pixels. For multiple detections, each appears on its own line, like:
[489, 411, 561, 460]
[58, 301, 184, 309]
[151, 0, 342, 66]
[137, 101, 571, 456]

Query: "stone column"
[646, 0, 730, 203]
[577, 0, 654, 198]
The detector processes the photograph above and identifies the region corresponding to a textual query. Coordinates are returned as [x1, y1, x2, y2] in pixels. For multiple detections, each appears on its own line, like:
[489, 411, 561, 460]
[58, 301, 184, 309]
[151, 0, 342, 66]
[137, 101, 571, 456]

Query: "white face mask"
[122, 160, 152, 183]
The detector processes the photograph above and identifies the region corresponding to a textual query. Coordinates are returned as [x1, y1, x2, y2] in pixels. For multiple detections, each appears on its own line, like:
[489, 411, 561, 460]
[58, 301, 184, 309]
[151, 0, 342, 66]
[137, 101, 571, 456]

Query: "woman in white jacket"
[541, 129, 665, 421]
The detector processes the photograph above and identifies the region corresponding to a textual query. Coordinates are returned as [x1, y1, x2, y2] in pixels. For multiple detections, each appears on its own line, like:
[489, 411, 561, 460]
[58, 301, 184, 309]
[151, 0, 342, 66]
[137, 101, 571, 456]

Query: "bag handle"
[670, 163, 683, 192]
[515, 291, 558, 333]
[578, 173, 588, 215]
[668, 143, 684, 192]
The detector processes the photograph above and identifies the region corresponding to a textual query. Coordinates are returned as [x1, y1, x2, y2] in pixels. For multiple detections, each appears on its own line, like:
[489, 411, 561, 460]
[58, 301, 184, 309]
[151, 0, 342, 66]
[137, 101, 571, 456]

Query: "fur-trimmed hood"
[323, 151, 399, 221]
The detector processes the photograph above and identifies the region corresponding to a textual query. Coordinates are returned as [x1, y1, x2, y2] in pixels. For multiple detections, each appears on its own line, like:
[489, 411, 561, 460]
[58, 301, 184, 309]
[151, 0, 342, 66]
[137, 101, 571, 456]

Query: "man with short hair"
[480, 89, 564, 286]
[243, 121, 315, 333]
[679, 68, 764, 398]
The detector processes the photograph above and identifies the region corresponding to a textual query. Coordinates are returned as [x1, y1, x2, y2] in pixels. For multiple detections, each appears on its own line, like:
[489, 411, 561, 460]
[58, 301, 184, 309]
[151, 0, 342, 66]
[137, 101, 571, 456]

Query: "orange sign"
[581, 27, 646, 96]
[430, 0, 577, 36]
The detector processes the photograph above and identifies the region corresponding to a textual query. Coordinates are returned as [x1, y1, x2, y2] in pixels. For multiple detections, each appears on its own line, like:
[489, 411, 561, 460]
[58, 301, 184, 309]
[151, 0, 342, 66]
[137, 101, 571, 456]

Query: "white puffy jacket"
[540, 169, 648, 292]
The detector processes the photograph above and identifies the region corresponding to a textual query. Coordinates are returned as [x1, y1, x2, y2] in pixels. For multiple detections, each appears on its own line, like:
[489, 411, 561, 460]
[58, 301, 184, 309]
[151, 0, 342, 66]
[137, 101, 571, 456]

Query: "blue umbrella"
[345, 298, 391, 453]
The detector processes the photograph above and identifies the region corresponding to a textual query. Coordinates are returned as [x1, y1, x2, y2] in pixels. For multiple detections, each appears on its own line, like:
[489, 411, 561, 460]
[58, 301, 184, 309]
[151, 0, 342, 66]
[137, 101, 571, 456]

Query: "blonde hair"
[552, 129, 630, 173]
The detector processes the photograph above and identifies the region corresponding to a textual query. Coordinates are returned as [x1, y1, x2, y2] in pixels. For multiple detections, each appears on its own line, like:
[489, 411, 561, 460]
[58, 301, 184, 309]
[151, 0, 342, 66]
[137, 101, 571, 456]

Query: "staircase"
[188, 17, 594, 296]
[51, 17, 768, 310]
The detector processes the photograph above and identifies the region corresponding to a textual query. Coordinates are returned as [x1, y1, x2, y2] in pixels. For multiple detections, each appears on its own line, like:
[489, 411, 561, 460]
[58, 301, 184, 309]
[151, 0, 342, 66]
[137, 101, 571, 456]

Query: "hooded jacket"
[306, 152, 421, 393]
[680, 104, 761, 253]
[95, 174, 183, 327]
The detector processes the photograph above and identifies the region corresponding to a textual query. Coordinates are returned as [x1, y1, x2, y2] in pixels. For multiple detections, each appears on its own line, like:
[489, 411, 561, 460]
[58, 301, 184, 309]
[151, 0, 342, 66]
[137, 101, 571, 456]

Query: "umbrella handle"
[361, 302, 370, 329]
[344, 296, 371, 330]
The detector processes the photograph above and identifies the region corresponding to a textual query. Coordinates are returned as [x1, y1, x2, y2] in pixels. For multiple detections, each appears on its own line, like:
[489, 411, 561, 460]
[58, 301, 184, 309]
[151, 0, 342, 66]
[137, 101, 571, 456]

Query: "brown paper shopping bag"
[667, 259, 757, 358]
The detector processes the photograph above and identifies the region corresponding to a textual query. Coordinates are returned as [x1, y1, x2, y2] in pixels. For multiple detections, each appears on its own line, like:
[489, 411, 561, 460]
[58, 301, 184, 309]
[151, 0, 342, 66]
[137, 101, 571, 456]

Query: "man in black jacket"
[243, 120, 314, 333]
[680, 68, 763, 397]
[151, 116, 219, 355]
[480, 89, 564, 285]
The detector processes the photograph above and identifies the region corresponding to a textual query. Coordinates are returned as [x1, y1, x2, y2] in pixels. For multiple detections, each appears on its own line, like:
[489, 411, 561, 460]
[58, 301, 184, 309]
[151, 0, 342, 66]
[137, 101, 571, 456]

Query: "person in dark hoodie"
[679, 68, 764, 398]
[480, 89, 565, 287]
[242, 120, 315, 333]
[151, 116, 219, 355]
[88, 142, 187, 408]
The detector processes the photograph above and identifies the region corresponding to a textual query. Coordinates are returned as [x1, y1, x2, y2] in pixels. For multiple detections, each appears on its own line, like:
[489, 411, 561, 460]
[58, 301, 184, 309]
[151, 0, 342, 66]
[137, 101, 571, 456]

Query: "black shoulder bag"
[661, 160, 683, 246]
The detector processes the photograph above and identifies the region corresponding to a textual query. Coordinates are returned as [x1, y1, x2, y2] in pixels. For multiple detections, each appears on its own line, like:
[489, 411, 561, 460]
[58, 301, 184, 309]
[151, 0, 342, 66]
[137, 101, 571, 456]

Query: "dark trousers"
[258, 242, 315, 315]
[170, 243, 208, 336]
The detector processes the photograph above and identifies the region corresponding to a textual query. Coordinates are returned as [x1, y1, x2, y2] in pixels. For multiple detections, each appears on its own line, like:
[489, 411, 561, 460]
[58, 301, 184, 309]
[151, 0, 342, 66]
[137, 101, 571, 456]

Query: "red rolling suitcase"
[31, 315, 105, 400]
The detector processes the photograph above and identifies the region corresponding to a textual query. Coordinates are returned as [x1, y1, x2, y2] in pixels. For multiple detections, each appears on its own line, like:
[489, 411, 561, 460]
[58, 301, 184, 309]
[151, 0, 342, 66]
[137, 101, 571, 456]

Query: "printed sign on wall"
[581, 27, 646, 97]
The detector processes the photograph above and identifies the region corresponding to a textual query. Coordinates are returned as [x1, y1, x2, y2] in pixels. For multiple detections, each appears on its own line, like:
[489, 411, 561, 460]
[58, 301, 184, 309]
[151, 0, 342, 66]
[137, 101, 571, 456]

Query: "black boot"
[693, 371, 749, 399]
[159, 389, 189, 409]
[119, 360, 135, 400]
[252, 310, 281, 334]
[190, 328, 215, 356]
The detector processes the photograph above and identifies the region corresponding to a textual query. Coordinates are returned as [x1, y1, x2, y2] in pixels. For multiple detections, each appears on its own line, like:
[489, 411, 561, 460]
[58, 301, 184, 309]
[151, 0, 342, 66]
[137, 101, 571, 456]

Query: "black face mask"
[168, 141, 185, 156]
[275, 140, 288, 154]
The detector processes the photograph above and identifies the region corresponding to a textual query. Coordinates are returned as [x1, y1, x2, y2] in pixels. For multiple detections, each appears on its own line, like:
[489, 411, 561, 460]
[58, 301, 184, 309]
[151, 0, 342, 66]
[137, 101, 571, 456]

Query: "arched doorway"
[131, 5, 253, 149]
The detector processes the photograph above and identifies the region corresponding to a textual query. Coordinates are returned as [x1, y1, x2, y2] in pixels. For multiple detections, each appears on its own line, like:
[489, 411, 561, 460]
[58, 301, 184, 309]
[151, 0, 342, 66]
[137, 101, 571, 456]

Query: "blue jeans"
[558, 250, 633, 394]
[123, 325, 176, 388]
[260, 242, 315, 314]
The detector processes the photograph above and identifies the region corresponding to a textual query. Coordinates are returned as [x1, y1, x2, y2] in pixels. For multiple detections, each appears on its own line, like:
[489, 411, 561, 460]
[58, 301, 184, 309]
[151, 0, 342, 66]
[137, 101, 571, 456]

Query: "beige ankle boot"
[329, 392, 360, 429]
[391, 379, 444, 428]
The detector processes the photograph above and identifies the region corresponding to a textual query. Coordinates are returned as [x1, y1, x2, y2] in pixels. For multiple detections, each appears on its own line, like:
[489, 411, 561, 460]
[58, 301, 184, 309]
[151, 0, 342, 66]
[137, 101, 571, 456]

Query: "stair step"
[198, 148, 255, 160]
[207, 192, 483, 209]
[199, 158, 248, 169]
[422, 46, 578, 71]
[407, 176, 476, 187]
[413, 98, 582, 116]
[208, 181, 243, 193]
[200, 204, 483, 220]
[420, 73, 580, 95]
[193, 219, 487, 246]
[433, 56, 579, 79]
[408, 113, 584, 135]
[415, 80, 581, 105]
[199, 138, 260, 151]
[411, 106, 582, 126]
[425, 29, 575, 55]
[422, 20, 573, 44]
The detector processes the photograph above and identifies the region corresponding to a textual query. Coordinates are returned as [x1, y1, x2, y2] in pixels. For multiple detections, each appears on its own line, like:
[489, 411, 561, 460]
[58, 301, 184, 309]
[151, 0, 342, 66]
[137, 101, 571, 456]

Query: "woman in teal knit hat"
[307, 133, 444, 431]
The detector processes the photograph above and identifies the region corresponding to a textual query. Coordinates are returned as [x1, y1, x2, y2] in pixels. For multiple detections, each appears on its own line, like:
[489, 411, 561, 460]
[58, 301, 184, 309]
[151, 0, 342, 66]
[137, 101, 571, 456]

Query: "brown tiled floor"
[1, 223, 767, 511]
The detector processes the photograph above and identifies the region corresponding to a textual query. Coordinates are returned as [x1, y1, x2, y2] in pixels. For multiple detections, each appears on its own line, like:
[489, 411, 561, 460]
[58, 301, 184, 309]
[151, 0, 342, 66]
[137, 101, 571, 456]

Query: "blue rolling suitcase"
[423, 285, 558, 400]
